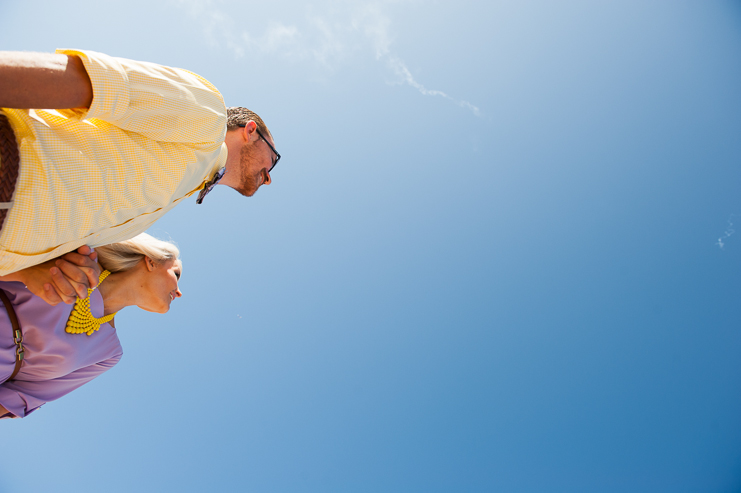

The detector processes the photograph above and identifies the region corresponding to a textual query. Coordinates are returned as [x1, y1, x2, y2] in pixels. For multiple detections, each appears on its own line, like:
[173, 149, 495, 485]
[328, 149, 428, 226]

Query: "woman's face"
[140, 258, 183, 313]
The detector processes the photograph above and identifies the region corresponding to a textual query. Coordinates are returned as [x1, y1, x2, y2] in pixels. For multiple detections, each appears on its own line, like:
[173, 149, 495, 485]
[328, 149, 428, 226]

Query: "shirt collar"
[196, 167, 225, 205]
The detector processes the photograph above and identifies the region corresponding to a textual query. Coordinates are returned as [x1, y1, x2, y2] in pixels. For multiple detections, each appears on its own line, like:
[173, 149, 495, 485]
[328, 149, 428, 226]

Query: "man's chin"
[237, 179, 260, 197]
[238, 186, 258, 197]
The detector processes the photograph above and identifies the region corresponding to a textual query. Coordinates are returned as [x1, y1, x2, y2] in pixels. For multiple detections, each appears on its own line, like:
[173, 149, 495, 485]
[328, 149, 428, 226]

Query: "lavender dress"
[0, 281, 122, 418]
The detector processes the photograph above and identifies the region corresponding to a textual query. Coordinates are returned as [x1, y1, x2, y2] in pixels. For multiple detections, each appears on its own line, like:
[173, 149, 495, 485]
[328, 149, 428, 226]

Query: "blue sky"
[2, 1, 741, 491]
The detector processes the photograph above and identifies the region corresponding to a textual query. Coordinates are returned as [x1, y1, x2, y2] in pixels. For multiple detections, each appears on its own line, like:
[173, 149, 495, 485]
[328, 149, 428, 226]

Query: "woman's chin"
[140, 304, 170, 314]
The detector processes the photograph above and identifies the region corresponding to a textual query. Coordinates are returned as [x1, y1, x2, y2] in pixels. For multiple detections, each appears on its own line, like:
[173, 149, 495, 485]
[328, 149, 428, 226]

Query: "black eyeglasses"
[238, 124, 281, 173]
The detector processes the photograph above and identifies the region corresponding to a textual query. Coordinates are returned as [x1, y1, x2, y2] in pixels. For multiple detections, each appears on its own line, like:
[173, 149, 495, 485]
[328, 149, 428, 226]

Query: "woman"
[0, 233, 182, 419]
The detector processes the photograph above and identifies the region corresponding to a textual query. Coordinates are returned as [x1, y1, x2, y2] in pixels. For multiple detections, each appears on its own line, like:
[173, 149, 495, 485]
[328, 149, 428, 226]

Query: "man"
[0, 49, 279, 304]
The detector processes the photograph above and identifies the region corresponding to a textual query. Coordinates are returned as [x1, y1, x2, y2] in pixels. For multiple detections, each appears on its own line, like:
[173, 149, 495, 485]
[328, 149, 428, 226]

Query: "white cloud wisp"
[716, 215, 735, 249]
[174, 0, 481, 116]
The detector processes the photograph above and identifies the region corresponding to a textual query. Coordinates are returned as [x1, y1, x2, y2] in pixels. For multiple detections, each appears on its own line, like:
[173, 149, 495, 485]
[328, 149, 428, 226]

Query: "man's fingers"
[76, 245, 93, 256]
[60, 252, 96, 268]
[75, 245, 98, 263]
[55, 256, 88, 282]
[49, 266, 83, 302]
[60, 252, 101, 288]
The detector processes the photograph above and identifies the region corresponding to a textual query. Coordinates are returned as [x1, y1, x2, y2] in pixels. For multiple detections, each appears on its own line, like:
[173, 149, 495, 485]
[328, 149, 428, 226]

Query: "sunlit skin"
[220, 120, 277, 196]
[97, 258, 183, 318]
[136, 258, 183, 314]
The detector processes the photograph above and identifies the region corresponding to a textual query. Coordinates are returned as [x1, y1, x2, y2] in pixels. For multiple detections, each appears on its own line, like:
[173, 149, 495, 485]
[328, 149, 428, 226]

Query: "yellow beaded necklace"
[65, 270, 117, 336]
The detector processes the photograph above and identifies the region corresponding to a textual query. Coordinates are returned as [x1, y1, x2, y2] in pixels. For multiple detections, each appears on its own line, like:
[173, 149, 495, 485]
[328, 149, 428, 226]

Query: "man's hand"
[1, 246, 101, 305]
[54, 245, 102, 297]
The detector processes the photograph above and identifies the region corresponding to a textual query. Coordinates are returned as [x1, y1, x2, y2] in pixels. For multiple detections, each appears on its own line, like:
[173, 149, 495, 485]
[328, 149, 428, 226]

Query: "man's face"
[238, 134, 276, 197]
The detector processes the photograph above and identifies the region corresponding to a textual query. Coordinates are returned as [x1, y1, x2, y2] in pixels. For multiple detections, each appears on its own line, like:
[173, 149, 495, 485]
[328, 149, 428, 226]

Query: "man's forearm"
[0, 52, 93, 109]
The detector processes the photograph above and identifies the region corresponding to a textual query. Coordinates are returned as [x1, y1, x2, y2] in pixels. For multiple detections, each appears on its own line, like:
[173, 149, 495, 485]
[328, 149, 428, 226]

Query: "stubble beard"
[238, 144, 261, 197]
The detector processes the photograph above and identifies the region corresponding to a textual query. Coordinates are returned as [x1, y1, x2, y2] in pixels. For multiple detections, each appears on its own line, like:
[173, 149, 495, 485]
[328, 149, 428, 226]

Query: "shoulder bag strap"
[0, 288, 23, 380]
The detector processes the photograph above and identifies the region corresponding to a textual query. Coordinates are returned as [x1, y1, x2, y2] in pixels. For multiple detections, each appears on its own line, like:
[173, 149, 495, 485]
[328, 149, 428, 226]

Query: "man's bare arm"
[0, 52, 92, 109]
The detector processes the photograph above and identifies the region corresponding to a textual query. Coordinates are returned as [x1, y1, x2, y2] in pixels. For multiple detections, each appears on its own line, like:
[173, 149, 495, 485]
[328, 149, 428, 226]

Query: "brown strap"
[0, 113, 20, 231]
[0, 288, 23, 381]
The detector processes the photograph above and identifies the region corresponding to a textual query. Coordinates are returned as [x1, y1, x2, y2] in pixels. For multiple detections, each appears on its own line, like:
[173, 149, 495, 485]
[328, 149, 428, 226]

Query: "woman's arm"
[0, 403, 15, 419]
[0, 246, 101, 305]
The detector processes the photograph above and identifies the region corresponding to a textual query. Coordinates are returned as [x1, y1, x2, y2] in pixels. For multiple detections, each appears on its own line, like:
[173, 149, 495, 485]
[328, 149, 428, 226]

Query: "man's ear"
[241, 120, 257, 142]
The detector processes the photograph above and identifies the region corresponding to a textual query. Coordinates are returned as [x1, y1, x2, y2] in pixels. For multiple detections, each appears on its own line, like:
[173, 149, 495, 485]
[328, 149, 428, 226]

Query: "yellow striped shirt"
[0, 49, 227, 275]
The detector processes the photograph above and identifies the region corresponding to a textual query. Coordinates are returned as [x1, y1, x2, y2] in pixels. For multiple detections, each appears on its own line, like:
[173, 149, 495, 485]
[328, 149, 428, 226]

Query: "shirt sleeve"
[54, 48, 227, 149]
[0, 354, 121, 418]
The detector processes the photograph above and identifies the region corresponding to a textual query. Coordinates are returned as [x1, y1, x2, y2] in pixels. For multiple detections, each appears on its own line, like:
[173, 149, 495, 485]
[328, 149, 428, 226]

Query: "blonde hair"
[96, 233, 180, 273]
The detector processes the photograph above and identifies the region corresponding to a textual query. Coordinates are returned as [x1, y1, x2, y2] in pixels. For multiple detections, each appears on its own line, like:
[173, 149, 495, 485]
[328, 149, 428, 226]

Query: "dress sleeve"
[53, 48, 227, 149]
[0, 354, 121, 418]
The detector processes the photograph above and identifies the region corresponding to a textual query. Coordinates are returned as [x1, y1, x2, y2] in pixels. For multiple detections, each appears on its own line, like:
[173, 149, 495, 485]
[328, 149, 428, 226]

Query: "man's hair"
[96, 233, 180, 273]
[226, 107, 272, 140]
